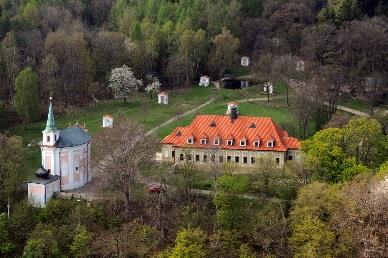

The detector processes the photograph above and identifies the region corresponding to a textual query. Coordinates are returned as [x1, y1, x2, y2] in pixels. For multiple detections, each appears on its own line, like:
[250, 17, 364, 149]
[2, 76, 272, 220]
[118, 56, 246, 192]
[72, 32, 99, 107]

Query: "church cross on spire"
[44, 95, 57, 133]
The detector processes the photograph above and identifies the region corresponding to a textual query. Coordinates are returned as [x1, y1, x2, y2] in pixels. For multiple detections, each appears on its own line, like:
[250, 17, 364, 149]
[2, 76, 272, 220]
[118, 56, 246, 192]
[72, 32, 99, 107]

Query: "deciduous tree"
[108, 65, 142, 103]
[209, 28, 240, 78]
[92, 118, 157, 216]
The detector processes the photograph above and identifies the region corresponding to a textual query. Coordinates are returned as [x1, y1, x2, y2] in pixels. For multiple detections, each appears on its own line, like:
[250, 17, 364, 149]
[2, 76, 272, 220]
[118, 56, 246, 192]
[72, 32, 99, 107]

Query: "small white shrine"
[102, 115, 113, 128]
[158, 92, 169, 104]
[199, 75, 210, 87]
[264, 82, 274, 94]
[226, 102, 239, 115]
[241, 80, 249, 88]
[296, 60, 305, 71]
[241, 56, 250, 67]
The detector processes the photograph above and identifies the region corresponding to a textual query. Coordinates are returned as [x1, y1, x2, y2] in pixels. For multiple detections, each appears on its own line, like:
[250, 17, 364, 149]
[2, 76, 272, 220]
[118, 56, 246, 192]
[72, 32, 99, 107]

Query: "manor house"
[161, 106, 301, 167]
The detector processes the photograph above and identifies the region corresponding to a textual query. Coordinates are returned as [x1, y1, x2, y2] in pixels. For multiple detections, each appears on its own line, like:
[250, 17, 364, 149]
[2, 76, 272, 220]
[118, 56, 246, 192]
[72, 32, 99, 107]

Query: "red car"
[147, 184, 164, 194]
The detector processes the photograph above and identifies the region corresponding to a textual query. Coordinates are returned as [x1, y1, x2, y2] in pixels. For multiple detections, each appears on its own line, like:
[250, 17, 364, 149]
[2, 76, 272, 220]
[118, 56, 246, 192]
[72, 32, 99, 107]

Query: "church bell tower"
[42, 96, 59, 147]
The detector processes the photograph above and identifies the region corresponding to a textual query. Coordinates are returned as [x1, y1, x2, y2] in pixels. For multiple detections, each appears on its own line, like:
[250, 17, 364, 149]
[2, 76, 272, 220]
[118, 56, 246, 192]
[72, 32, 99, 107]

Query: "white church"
[27, 97, 92, 207]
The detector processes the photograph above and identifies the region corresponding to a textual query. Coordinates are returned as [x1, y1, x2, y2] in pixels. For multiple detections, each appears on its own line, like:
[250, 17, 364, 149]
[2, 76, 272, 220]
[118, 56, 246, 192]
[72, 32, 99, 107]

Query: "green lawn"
[156, 99, 309, 140]
[338, 95, 373, 113]
[8, 83, 312, 180]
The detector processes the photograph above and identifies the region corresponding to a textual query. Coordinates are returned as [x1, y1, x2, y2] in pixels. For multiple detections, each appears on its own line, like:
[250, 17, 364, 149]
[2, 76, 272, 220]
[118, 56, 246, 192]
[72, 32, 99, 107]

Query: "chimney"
[230, 106, 238, 121]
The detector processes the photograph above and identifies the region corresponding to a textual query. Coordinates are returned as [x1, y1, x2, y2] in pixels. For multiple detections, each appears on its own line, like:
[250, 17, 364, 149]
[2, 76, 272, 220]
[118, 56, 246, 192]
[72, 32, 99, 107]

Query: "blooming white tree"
[108, 65, 143, 102]
[144, 78, 161, 98]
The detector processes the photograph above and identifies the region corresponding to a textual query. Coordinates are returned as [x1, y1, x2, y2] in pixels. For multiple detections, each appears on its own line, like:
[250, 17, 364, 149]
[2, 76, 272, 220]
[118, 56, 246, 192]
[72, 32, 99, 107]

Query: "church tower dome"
[42, 96, 59, 147]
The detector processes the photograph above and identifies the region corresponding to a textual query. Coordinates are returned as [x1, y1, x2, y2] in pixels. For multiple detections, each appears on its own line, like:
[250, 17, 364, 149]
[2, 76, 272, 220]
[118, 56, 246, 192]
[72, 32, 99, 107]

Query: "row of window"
[179, 153, 282, 165]
[187, 138, 275, 147]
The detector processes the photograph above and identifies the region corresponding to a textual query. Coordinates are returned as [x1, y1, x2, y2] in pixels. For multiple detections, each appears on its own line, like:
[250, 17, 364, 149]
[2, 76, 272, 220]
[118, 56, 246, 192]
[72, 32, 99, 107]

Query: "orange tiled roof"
[161, 115, 300, 152]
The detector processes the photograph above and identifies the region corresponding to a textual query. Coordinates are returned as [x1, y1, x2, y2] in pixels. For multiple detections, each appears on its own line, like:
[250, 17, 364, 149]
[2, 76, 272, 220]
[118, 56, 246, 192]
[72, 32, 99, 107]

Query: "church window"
[75, 166, 79, 171]
[47, 135, 50, 143]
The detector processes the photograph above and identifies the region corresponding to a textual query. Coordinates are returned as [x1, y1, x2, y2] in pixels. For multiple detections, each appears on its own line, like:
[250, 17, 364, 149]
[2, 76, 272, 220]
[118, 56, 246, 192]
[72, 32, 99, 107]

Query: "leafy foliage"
[14, 67, 40, 123]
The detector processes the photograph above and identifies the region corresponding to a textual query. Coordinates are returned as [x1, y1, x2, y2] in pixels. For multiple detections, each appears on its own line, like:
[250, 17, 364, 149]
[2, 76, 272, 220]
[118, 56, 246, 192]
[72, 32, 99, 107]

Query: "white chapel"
[27, 97, 92, 207]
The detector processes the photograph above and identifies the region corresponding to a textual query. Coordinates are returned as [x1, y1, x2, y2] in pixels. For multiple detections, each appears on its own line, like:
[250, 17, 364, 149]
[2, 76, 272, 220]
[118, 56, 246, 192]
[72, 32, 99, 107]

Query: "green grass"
[8, 82, 314, 180]
[156, 100, 308, 139]
[338, 95, 372, 113]
[9, 86, 214, 179]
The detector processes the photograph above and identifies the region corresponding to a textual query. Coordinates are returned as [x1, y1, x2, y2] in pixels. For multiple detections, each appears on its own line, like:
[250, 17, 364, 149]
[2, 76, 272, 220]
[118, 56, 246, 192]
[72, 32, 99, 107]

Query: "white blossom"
[145, 79, 161, 96]
[108, 65, 142, 99]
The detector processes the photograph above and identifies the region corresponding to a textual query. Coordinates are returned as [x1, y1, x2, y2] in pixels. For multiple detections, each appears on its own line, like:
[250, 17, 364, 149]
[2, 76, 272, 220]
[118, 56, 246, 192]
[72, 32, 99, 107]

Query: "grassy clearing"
[338, 95, 373, 113]
[10, 86, 214, 179]
[156, 99, 309, 140]
[9, 82, 311, 180]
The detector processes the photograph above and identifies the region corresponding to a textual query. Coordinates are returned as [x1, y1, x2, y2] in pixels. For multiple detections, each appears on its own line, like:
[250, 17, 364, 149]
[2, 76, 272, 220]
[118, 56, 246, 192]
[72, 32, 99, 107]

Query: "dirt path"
[146, 97, 216, 136]
[327, 103, 370, 116]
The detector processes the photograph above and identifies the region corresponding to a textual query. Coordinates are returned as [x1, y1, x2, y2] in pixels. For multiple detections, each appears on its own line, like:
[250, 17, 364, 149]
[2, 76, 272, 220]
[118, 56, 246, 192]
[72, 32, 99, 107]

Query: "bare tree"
[272, 54, 297, 106]
[92, 118, 158, 217]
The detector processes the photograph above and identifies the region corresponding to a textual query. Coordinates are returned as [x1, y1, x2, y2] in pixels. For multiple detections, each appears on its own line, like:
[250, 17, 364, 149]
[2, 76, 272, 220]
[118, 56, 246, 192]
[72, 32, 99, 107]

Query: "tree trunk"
[124, 191, 130, 219]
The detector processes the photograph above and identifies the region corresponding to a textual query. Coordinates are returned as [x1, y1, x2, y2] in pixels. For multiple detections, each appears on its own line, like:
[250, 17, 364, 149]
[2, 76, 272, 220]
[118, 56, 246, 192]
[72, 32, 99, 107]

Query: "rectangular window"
[219, 156, 224, 163]
[251, 157, 256, 164]
[214, 139, 220, 145]
[243, 157, 248, 164]
[180, 154, 184, 161]
[47, 135, 50, 142]
[276, 158, 280, 164]
[227, 140, 233, 146]
[235, 156, 240, 163]
[288, 155, 293, 161]
[254, 141, 260, 147]
[203, 155, 208, 162]
[267, 141, 274, 148]
[187, 138, 194, 144]
[211, 155, 215, 161]
[240, 140, 246, 147]
[187, 154, 192, 161]
[201, 139, 207, 145]
[195, 155, 200, 161]
[227, 156, 231, 162]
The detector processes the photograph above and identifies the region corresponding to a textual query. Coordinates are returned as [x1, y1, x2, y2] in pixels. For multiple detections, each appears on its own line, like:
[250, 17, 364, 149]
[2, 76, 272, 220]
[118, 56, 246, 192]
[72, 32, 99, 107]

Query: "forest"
[0, 0, 388, 257]
[0, 0, 387, 126]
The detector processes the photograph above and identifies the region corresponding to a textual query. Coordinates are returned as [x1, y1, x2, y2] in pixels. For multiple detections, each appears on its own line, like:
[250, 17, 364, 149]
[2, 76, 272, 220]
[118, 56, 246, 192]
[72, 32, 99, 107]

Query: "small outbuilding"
[226, 102, 239, 115]
[241, 56, 250, 67]
[27, 167, 61, 208]
[103, 115, 113, 128]
[296, 60, 305, 71]
[264, 82, 274, 94]
[199, 75, 210, 87]
[158, 92, 169, 105]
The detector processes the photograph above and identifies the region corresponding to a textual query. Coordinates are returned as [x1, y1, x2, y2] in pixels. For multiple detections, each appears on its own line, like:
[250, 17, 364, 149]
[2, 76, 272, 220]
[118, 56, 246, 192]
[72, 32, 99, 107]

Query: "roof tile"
[161, 115, 300, 151]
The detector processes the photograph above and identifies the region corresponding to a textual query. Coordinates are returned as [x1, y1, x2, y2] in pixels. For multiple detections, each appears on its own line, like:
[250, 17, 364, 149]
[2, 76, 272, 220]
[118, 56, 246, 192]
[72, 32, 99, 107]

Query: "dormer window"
[201, 138, 208, 145]
[240, 139, 247, 147]
[187, 137, 194, 144]
[227, 140, 234, 146]
[249, 123, 256, 128]
[267, 139, 275, 148]
[176, 131, 182, 136]
[214, 138, 220, 145]
[210, 121, 216, 127]
[253, 140, 260, 147]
